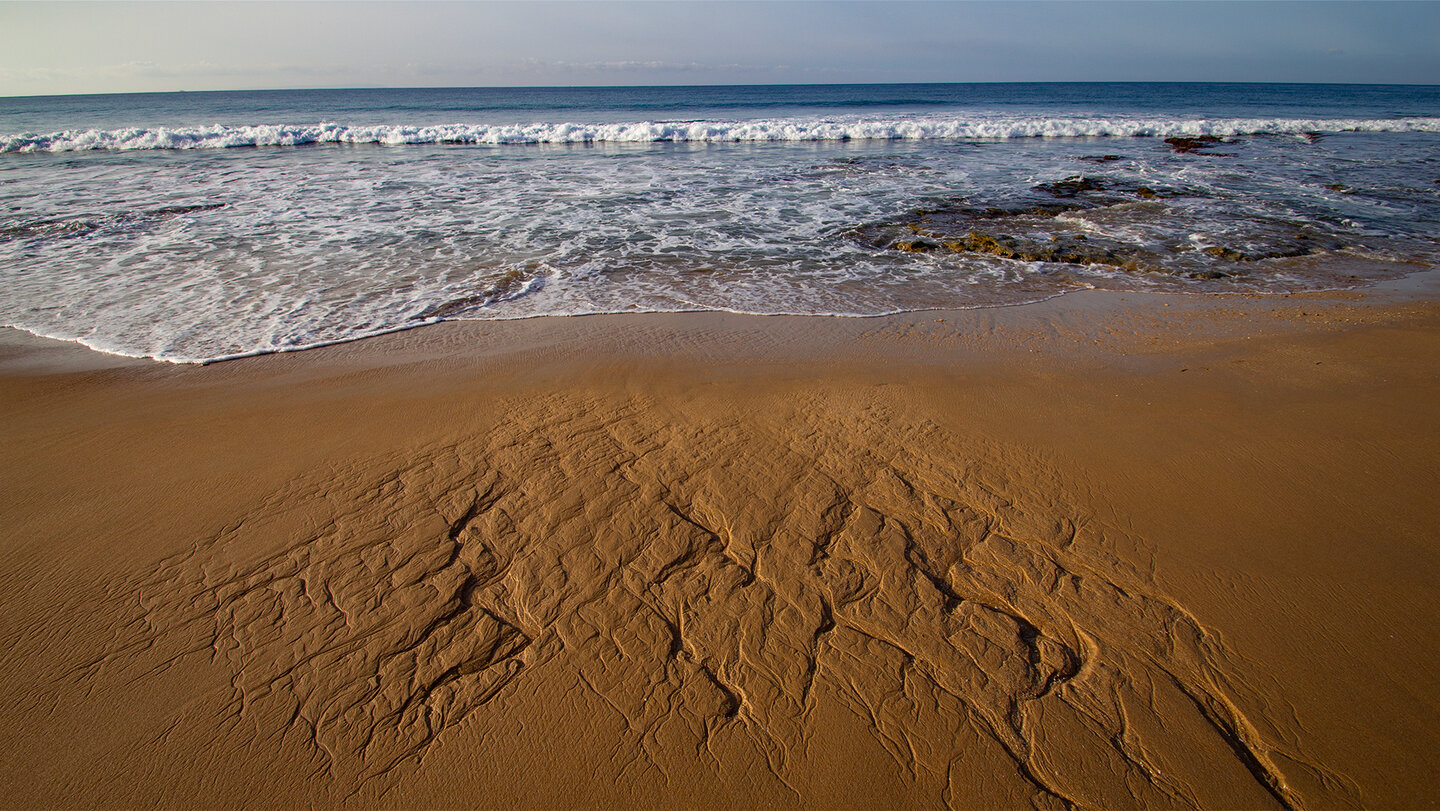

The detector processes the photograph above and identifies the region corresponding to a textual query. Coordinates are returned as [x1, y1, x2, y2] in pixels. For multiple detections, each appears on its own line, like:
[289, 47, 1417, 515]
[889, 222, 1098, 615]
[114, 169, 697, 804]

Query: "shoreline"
[6, 262, 1438, 372]
[2, 281, 1438, 808]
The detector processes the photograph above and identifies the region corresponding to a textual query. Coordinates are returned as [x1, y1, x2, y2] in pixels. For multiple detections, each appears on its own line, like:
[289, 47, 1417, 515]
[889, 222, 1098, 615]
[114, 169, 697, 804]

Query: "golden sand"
[1, 286, 1437, 808]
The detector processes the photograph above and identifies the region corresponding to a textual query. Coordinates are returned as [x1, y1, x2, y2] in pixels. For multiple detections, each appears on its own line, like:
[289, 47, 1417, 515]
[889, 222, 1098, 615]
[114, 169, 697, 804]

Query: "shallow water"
[2, 83, 1438, 362]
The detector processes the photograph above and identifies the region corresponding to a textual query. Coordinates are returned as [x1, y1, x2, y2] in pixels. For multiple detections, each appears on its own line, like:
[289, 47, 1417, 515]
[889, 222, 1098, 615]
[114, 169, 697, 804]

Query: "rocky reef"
[850, 175, 1348, 282]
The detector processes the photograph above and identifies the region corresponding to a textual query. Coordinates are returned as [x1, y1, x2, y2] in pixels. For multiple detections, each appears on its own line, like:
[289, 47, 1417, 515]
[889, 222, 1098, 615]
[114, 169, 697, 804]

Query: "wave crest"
[5, 115, 1440, 153]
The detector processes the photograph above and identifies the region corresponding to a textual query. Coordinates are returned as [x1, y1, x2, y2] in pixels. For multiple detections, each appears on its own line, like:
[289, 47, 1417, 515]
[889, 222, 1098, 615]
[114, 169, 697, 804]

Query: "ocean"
[2, 82, 1438, 363]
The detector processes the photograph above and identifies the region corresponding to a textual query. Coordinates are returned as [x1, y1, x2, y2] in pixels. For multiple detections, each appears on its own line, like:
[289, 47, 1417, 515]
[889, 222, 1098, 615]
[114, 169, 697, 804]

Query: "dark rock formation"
[1164, 135, 1230, 155]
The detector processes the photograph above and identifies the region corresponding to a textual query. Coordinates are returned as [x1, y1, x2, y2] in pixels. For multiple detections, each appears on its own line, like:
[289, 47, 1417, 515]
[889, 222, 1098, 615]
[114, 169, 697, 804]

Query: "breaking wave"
[6, 115, 1440, 153]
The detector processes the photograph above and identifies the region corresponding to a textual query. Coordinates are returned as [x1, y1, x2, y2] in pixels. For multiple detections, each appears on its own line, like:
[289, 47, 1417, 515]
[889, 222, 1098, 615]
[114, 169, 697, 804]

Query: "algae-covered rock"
[945, 233, 1020, 259]
[853, 182, 1344, 283]
[893, 239, 940, 253]
[936, 232, 1127, 268]
[1203, 246, 1252, 262]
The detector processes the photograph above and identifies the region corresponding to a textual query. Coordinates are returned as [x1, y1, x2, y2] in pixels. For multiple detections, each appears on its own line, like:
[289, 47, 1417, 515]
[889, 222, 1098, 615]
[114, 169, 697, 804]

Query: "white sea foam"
[3, 120, 1437, 364]
[5, 115, 1440, 152]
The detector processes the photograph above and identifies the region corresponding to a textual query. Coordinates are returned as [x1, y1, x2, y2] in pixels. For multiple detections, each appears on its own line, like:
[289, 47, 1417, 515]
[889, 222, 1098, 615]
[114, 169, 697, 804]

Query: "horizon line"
[5, 78, 1440, 102]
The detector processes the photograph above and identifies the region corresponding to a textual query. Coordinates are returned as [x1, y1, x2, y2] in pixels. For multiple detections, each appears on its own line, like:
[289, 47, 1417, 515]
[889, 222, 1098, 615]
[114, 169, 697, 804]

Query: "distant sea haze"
[2, 83, 1438, 362]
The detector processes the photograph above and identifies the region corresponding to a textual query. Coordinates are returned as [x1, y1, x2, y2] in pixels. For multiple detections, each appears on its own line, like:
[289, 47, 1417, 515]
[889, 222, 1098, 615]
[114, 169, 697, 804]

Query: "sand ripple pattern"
[85, 396, 1352, 808]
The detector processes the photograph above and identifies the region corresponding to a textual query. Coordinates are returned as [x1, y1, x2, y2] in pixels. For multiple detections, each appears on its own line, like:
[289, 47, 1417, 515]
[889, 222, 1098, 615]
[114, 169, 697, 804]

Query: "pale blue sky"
[2, 1, 1437, 96]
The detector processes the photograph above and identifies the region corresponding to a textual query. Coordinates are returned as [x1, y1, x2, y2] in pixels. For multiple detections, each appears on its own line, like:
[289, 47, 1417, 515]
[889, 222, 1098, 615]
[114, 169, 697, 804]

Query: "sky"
[1, 1, 1438, 97]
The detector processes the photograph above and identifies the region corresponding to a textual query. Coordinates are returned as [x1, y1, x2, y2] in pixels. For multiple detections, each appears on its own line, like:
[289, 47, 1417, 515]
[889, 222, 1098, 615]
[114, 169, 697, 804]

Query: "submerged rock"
[850, 177, 1183, 252]
[1164, 135, 1230, 155]
[966, 202, 1091, 219]
[0, 218, 99, 241]
[148, 203, 227, 217]
[1031, 176, 1182, 203]
[1201, 230, 1347, 264]
[1, 203, 227, 244]
[415, 268, 534, 320]
[851, 183, 1351, 286]
[1035, 176, 1107, 198]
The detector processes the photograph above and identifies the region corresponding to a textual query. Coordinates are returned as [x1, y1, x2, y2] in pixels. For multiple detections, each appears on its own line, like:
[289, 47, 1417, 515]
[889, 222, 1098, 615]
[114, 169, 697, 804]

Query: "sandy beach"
[2, 281, 1438, 809]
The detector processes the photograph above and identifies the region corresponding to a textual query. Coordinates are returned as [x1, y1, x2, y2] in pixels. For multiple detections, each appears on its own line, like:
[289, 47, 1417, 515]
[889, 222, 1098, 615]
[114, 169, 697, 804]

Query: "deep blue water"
[5, 82, 1440, 133]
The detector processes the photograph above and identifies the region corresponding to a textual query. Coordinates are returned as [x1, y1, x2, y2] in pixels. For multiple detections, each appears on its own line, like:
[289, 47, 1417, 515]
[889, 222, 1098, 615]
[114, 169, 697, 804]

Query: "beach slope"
[1, 290, 1437, 809]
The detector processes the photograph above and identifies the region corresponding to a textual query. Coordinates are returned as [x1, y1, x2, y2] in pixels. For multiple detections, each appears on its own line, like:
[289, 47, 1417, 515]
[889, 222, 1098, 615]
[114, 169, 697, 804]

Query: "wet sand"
[2, 284, 1438, 809]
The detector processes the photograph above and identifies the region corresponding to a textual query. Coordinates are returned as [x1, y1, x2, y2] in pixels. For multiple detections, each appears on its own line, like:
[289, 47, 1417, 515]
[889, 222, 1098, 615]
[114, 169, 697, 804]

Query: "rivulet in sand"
[2, 288, 1437, 809]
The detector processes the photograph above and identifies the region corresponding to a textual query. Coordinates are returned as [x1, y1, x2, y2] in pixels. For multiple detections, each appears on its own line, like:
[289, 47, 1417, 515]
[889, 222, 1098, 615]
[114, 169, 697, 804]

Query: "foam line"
[6, 115, 1440, 153]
